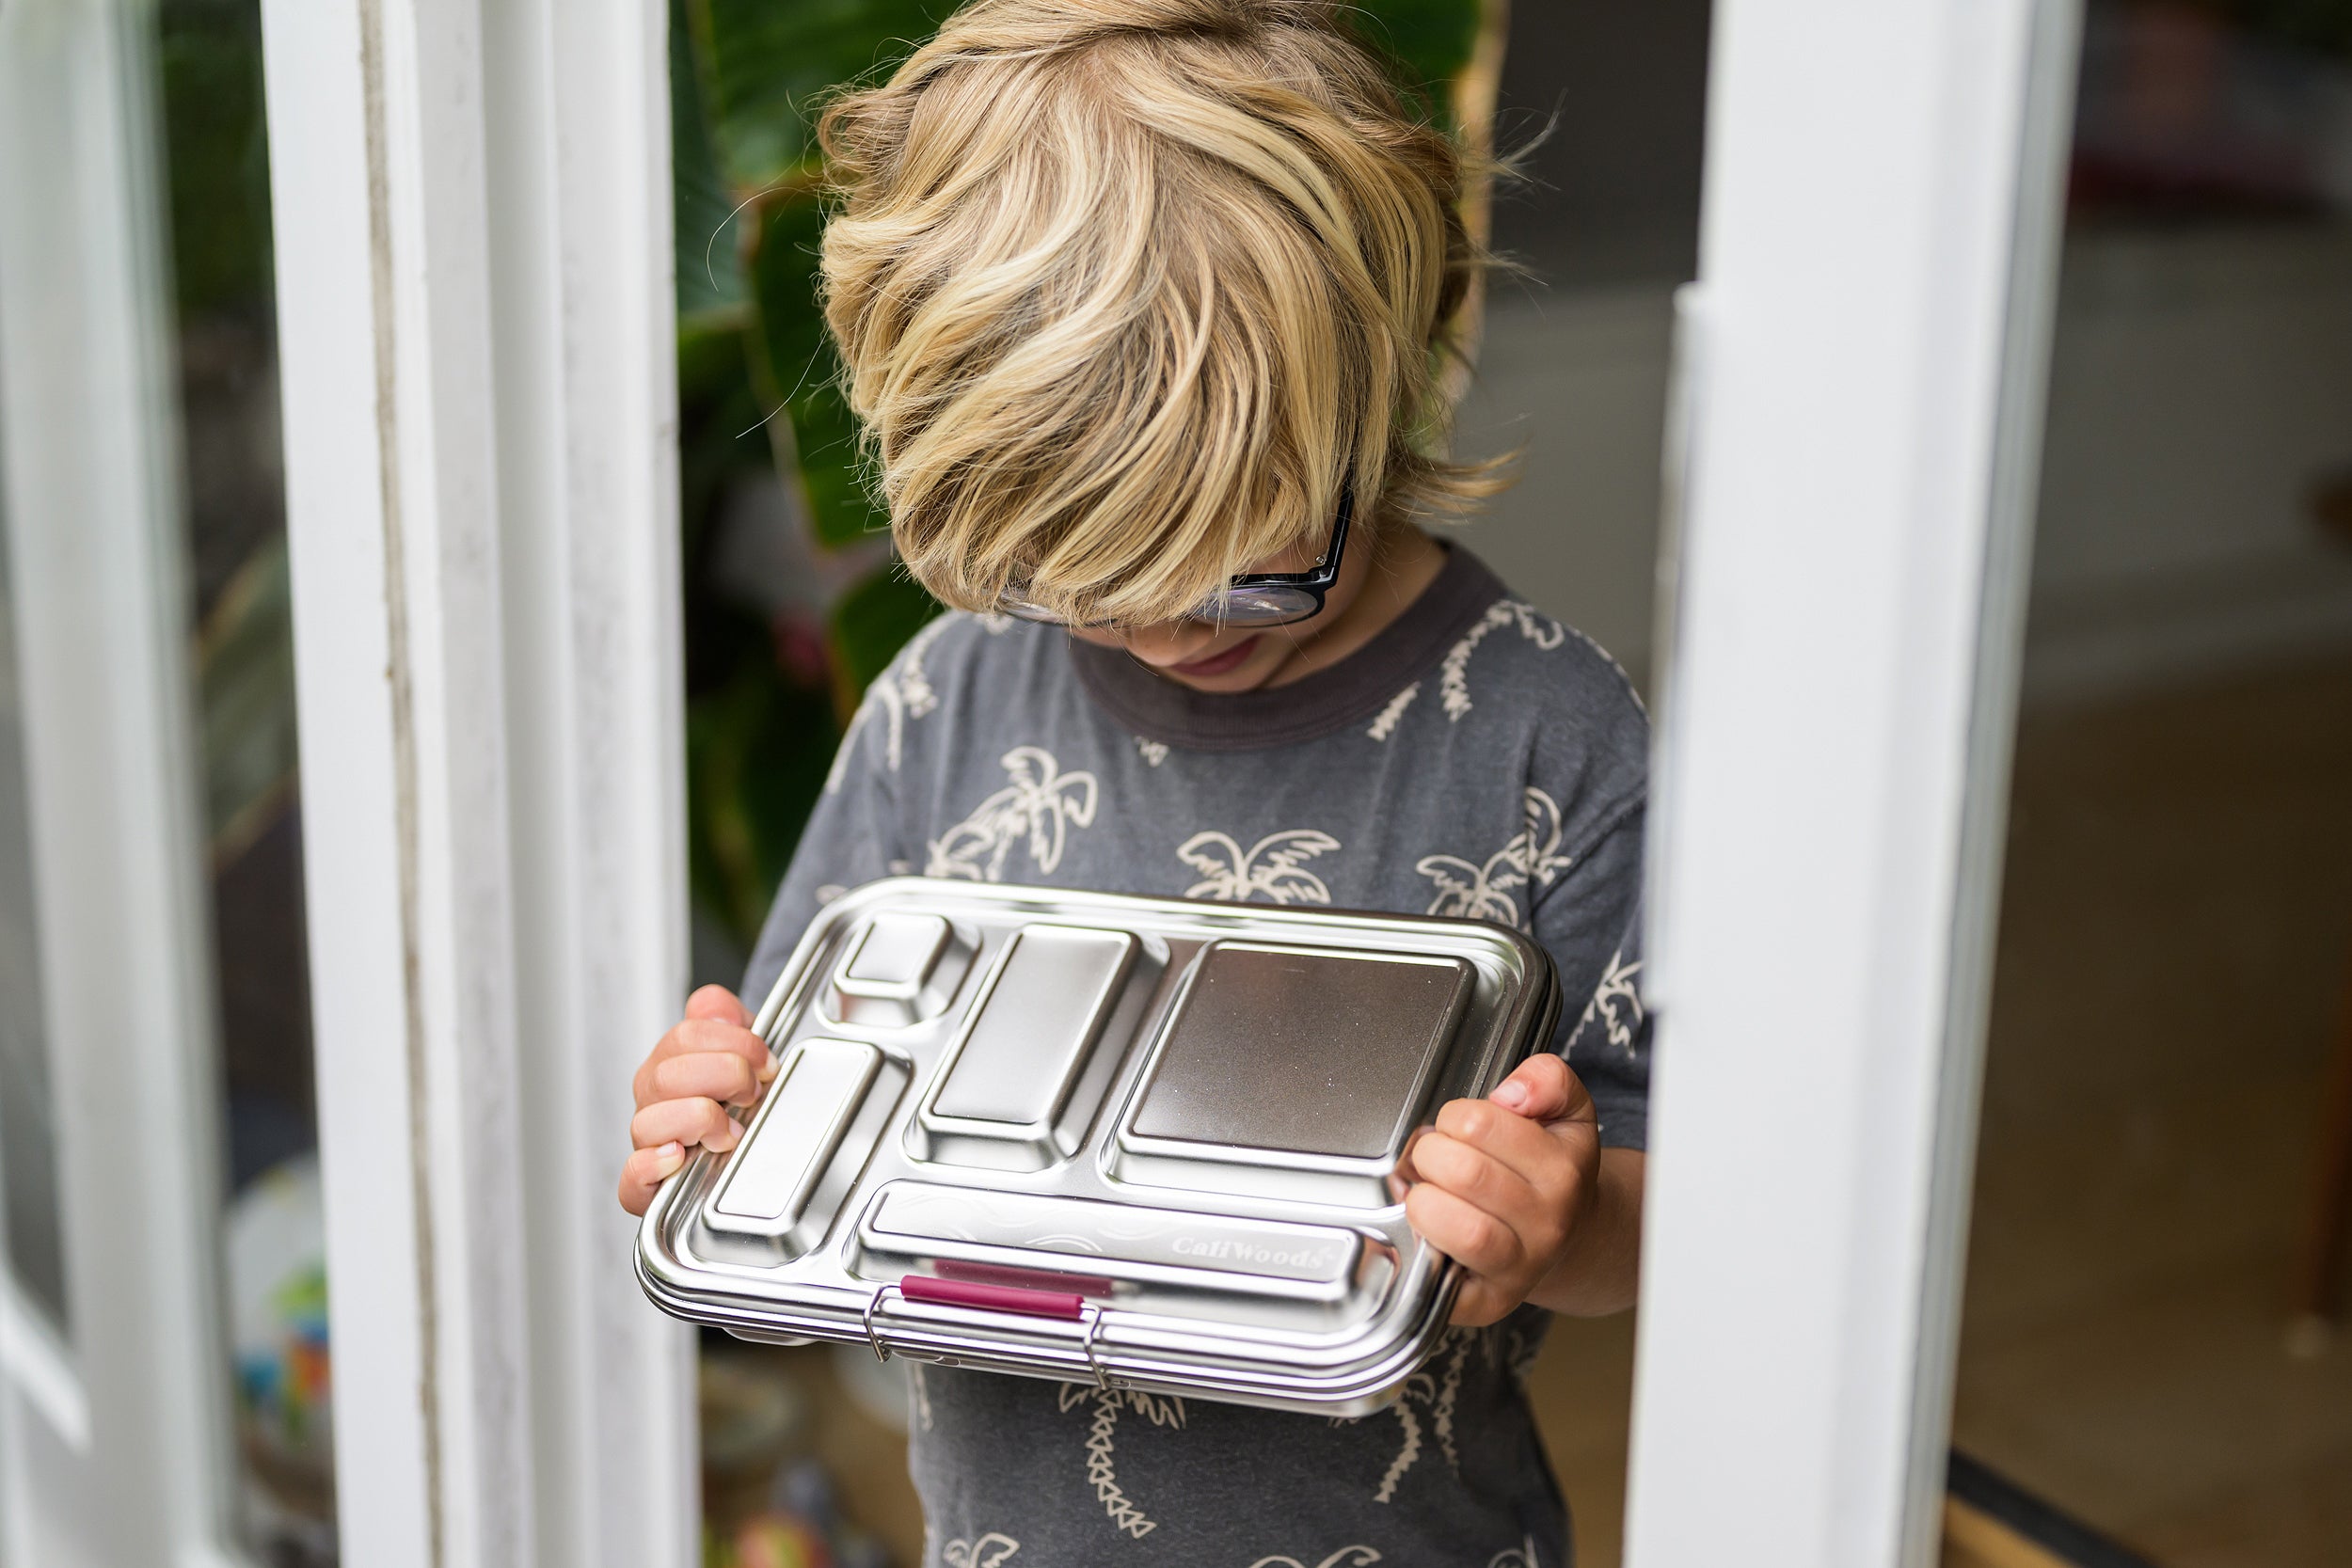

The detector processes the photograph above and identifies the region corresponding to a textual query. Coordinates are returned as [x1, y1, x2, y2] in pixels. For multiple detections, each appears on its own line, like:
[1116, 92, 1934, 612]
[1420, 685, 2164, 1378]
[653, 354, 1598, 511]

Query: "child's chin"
[1164, 655, 1279, 693]
[1154, 632, 1273, 690]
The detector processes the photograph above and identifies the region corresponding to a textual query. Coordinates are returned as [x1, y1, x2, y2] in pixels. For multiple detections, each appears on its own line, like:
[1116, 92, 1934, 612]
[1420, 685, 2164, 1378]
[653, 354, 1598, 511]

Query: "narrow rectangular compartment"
[907, 924, 1147, 1171]
[1109, 942, 1473, 1206]
[695, 1037, 903, 1264]
[715, 1038, 879, 1221]
[853, 1181, 1390, 1328]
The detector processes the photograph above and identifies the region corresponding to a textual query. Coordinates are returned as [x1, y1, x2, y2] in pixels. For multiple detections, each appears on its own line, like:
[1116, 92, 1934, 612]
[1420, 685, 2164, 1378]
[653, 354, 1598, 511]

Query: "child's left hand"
[1400, 1053, 1601, 1327]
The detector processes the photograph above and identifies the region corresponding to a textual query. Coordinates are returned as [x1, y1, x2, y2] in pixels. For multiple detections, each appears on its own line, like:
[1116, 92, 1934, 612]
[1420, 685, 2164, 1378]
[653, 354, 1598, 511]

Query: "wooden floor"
[1523, 653, 2352, 1567]
[722, 656, 2352, 1568]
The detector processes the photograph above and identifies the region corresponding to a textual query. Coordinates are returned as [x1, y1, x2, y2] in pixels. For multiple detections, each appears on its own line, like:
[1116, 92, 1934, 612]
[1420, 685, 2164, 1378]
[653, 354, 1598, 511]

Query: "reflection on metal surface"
[713, 1039, 882, 1222]
[845, 912, 952, 987]
[640, 878, 1557, 1414]
[697, 1037, 906, 1266]
[825, 911, 973, 1028]
[905, 924, 1150, 1172]
[935, 926, 1135, 1126]
[1131, 943, 1470, 1158]
[866, 1182, 1363, 1288]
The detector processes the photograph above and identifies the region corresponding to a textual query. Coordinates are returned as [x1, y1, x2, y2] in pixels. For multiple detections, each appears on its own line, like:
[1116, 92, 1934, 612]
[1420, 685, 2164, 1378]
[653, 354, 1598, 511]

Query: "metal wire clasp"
[862, 1282, 903, 1364]
[861, 1281, 1111, 1388]
[1079, 1302, 1110, 1390]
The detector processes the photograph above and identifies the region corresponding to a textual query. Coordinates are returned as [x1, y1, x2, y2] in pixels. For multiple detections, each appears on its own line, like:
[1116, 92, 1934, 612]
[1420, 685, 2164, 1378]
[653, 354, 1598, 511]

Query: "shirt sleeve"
[739, 693, 914, 1010]
[1530, 800, 1653, 1152]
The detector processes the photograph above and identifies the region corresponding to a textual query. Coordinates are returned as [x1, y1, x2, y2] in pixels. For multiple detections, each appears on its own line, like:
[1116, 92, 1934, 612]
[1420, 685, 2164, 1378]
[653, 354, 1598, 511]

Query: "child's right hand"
[616, 984, 777, 1217]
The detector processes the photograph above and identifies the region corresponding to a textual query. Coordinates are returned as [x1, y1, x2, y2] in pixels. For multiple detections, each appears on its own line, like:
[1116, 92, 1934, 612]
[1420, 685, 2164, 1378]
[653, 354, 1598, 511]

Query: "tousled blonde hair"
[817, 0, 1496, 626]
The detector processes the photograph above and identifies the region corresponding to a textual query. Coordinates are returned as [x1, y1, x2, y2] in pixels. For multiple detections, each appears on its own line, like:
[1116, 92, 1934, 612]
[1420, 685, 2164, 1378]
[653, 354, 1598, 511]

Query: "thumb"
[683, 984, 751, 1028]
[1487, 1053, 1586, 1123]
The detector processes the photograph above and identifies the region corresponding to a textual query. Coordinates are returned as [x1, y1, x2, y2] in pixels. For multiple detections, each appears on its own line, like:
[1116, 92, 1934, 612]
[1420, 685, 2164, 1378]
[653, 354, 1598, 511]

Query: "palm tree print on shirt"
[1057, 1384, 1184, 1538]
[1246, 1550, 1383, 1568]
[1438, 599, 1565, 721]
[942, 1534, 1021, 1568]
[926, 746, 1100, 881]
[1414, 788, 1572, 928]
[1572, 947, 1645, 1058]
[1178, 829, 1342, 904]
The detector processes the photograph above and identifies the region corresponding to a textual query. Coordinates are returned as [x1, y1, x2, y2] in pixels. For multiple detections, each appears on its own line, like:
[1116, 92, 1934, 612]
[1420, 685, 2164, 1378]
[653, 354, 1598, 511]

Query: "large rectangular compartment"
[635, 878, 1559, 1415]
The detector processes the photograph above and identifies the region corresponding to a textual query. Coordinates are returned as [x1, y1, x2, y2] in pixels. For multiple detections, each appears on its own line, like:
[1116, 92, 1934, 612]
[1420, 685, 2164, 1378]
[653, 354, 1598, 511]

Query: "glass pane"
[151, 2, 336, 1560]
[0, 372, 71, 1336]
[1949, 4, 2352, 1564]
[1464, 10, 1708, 1567]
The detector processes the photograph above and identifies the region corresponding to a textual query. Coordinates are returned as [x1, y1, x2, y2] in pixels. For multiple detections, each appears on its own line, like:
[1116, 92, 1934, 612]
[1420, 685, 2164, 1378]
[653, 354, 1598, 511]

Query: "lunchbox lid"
[635, 877, 1559, 1416]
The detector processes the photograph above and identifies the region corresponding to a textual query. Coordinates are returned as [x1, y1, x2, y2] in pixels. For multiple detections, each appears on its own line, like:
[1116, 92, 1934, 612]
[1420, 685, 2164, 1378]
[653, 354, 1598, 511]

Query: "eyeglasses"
[997, 489, 1354, 629]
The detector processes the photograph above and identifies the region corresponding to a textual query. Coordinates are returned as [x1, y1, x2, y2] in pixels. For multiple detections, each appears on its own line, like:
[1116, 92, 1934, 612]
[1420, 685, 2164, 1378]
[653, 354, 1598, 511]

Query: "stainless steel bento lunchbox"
[634, 878, 1560, 1416]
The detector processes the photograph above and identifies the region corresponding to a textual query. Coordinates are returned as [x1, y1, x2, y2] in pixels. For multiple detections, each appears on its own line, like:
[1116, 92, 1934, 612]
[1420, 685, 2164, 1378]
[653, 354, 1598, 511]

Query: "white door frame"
[1627, 0, 2081, 1564]
[257, 1, 694, 1565]
[0, 3, 245, 1565]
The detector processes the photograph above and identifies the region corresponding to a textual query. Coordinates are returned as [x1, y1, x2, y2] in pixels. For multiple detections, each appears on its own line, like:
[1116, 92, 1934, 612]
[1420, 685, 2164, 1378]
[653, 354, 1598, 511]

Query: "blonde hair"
[817, 0, 1496, 626]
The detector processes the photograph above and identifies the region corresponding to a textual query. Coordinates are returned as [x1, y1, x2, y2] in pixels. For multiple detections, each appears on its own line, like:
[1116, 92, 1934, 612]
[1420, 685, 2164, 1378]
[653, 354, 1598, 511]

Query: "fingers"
[1406, 1180, 1528, 1284]
[1433, 1092, 1590, 1194]
[629, 1096, 743, 1157]
[644, 1050, 765, 1109]
[1487, 1053, 1592, 1124]
[632, 1017, 773, 1109]
[617, 1141, 686, 1217]
[684, 984, 751, 1027]
[1408, 1067, 1604, 1323]
[616, 988, 757, 1219]
[1408, 1131, 1547, 1237]
[1410, 1164, 1573, 1328]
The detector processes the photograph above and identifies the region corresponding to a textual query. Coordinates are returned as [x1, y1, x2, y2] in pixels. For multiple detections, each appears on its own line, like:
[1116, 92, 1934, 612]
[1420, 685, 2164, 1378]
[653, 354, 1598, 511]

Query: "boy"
[621, 2, 1650, 1561]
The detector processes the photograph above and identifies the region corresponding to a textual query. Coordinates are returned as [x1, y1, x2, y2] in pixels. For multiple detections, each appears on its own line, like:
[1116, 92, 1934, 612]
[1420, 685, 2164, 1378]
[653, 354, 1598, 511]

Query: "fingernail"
[653, 1142, 685, 1179]
[713, 1117, 742, 1152]
[1493, 1081, 1529, 1110]
[757, 1057, 779, 1083]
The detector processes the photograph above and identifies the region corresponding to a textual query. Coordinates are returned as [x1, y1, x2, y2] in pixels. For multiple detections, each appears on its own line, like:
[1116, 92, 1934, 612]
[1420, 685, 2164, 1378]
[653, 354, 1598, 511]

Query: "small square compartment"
[1110, 942, 1472, 1206]
[823, 912, 973, 1028]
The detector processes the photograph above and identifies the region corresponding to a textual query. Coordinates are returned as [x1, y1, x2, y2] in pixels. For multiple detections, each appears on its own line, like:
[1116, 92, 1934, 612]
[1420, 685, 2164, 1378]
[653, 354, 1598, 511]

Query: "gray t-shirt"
[745, 544, 1650, 1568]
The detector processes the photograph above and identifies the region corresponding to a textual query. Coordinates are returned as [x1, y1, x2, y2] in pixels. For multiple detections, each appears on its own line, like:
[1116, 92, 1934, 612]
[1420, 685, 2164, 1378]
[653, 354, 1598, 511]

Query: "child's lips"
[1168, 635, 1261, 678]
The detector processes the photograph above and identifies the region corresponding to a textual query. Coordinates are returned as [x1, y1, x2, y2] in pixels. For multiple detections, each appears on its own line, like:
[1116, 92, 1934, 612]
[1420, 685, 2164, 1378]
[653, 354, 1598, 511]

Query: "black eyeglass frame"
[997, 488, 1355, 629]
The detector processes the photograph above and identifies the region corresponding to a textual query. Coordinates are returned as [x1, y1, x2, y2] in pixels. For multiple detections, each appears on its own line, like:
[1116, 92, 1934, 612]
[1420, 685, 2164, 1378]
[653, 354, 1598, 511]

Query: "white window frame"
[258, 2, 694, 1566]
[0, 3, 246, 1564]
[1627, 0, 2082, 1564]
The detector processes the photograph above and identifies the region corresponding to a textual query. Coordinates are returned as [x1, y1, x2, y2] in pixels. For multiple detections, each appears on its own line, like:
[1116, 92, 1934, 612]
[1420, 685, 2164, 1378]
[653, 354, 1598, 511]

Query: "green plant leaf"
[1358, 0, 1485, 110]
[687, 0, 950, 192]
[158, 0, 274, 318]
[746, 197, 887, 548]
[829, 567, 939, 699]
[672, 0, 747, 322]
[687, 663, 839, 946]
